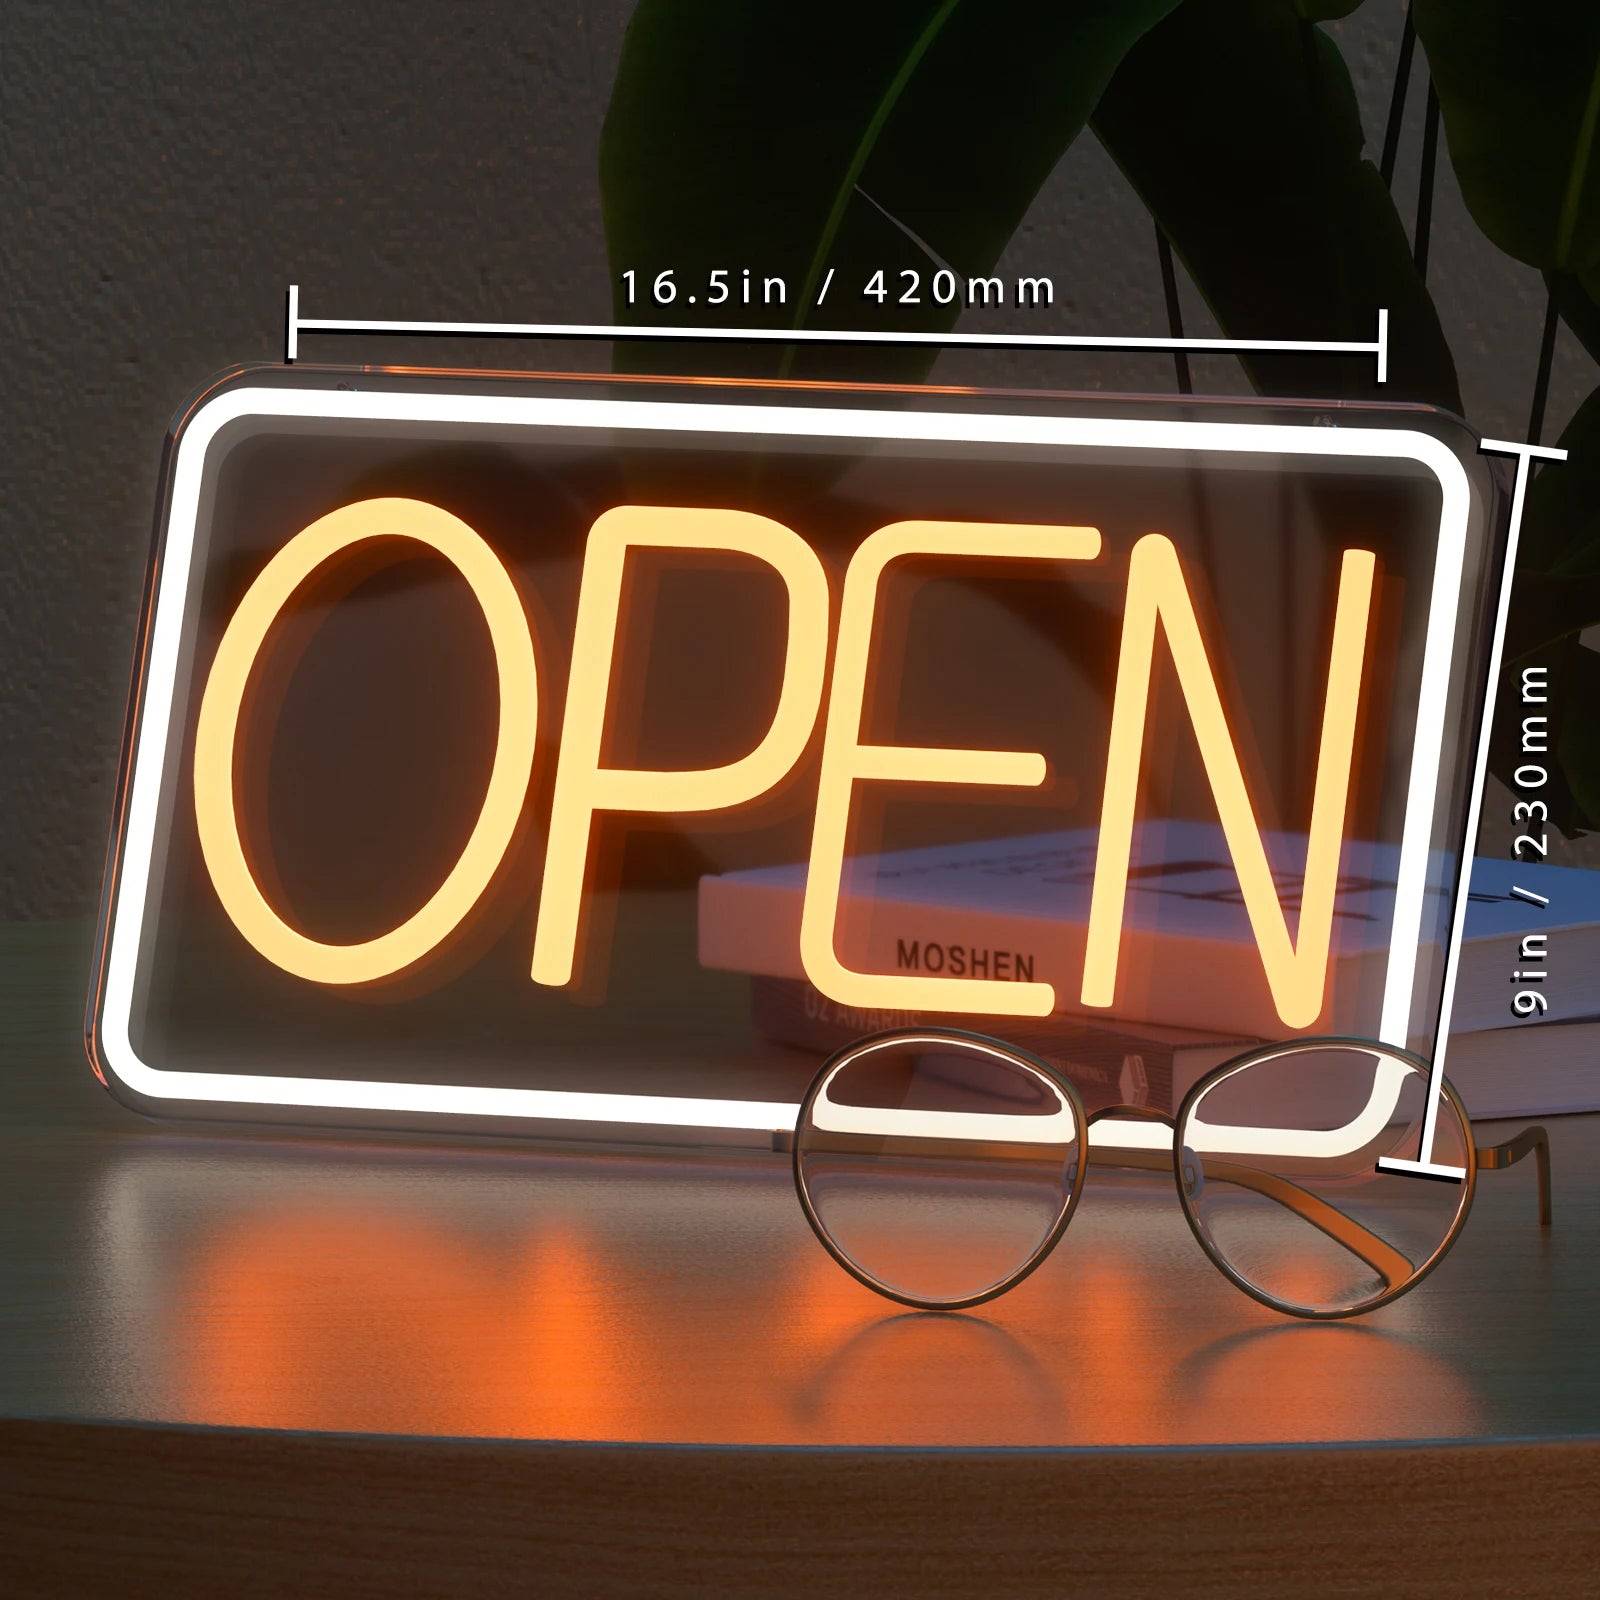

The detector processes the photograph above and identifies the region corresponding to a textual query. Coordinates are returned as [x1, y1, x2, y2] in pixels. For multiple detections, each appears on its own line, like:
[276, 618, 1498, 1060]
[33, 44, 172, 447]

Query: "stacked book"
[698, 823, 1600, 1119]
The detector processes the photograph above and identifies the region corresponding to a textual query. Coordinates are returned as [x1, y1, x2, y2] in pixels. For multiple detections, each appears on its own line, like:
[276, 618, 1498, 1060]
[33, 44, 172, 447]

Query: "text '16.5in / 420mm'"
[618, 268, 1058, 310]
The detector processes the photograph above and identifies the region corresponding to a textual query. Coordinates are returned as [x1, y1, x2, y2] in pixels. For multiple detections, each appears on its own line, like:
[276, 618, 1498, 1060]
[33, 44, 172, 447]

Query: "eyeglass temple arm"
[1475, 1125, 1552, 1226]
[1086, 1143, 1412, 1292]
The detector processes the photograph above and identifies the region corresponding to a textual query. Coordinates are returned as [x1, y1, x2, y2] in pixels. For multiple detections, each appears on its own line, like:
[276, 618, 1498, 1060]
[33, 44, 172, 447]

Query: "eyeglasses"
[790, 1028, 1551, 1319]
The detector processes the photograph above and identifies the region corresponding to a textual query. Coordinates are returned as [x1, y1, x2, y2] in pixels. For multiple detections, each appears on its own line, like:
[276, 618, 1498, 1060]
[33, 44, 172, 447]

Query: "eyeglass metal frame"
[791, 1027, 1552, 1320]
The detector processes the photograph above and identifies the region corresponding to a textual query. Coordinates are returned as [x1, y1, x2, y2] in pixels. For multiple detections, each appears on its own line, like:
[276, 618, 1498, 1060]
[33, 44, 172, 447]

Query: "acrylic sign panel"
[88, 369, 1499, 1145]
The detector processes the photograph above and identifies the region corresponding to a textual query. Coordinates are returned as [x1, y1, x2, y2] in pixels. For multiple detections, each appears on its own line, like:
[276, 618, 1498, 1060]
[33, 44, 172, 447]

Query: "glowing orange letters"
[196, 499, 1375, 1027]
[1081, 535, 1376, 1029]
[800, 520, 1100, 1016]
[530, 506, 830, 987]
[193, 497, 539, 985]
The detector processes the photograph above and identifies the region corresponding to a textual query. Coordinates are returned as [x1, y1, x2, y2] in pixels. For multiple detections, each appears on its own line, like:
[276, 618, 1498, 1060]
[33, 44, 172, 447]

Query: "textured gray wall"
[3, 0, 1592, 916]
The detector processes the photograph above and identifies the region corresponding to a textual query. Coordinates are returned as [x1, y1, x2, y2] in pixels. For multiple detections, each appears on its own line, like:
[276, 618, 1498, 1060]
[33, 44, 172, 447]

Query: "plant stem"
[1554, 47, 1600, 271]
[1529, 287, 1560, 445]
[1379, 6, 1416, 190]
[780, 0, 966, 376]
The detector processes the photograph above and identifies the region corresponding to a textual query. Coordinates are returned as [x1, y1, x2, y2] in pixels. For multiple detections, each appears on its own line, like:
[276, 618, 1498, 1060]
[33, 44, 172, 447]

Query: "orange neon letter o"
[193, 497, 538, 984]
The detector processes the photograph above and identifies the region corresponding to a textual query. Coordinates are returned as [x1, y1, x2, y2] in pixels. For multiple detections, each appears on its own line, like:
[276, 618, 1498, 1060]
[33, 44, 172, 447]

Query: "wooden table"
[3, 920, 1597, 1596]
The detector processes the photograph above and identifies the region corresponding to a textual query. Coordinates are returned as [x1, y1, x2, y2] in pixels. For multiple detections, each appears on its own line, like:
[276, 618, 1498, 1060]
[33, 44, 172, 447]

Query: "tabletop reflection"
[82, 1133, 1484, 1446]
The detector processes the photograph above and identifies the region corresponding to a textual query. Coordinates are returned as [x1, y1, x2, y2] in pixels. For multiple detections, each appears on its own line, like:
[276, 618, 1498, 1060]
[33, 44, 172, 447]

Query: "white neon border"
[97, 385, 1476, 1136]
[812, 1035, 1081, 1145]
[810, 1034, 1412, 1160]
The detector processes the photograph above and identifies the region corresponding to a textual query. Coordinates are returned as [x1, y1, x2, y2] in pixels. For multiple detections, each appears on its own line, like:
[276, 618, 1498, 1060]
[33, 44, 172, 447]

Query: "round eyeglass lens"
[1175, 1042, 1472, 1316]
[794, 1033, 1084, 1308]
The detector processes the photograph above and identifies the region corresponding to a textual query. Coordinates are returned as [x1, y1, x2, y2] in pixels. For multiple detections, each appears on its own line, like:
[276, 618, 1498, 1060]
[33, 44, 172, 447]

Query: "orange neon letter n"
[1081, 534, 1376, 1030]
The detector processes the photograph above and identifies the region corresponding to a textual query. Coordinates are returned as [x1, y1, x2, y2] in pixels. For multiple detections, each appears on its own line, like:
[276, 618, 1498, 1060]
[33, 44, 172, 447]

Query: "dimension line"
[284, 286, 1389, 380]
[1377, 435, 1569, 1181]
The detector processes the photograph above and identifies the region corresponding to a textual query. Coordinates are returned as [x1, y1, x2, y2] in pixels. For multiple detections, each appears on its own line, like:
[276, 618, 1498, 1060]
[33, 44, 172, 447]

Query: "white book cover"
[698, 822, 1600, 1040]
[1439, 1019, 1600, 1119]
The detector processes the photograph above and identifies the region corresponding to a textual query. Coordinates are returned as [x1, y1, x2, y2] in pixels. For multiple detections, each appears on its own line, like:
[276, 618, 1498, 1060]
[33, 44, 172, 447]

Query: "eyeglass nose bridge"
[1084, 1103, 1205, 1200]
[1088, 1103, 1174, 1129]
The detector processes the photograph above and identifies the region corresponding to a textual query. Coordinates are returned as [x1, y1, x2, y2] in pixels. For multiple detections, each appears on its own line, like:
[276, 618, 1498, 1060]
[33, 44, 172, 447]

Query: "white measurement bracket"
[284, 284, 1562, 1179]
[1378, 436, 1569, 1182]
[284, 285, 1389, 380]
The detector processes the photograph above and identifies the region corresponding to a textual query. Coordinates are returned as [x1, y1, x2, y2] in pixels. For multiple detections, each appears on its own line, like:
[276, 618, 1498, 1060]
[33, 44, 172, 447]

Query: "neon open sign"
[88, 370, 1498, 1144]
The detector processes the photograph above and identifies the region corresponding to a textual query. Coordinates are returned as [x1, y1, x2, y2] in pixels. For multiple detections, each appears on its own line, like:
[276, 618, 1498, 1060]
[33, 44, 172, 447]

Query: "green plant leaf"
[1415, 4, 1599, 828]
[599, 1, 1182, 382]
[1413, 2, 1600, 280]
[1419, 4, 1600, 386]
[1523, 385, 1600, 579]
[1495, 390, 1600, 830]
[1092, 0, 1460, 408]
[1549, 268, 1600, 367]
[1292, 1, 1366, 19]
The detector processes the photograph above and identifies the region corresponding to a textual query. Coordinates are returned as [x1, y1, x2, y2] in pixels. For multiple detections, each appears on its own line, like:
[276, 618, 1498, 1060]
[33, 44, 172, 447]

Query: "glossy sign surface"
[88, 369, 1498, 1145]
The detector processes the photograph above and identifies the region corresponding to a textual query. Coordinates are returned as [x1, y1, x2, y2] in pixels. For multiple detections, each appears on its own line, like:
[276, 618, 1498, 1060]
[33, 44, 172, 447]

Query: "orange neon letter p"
[1081, 534, 1376, 1029]
[530, 506, 830, 988]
